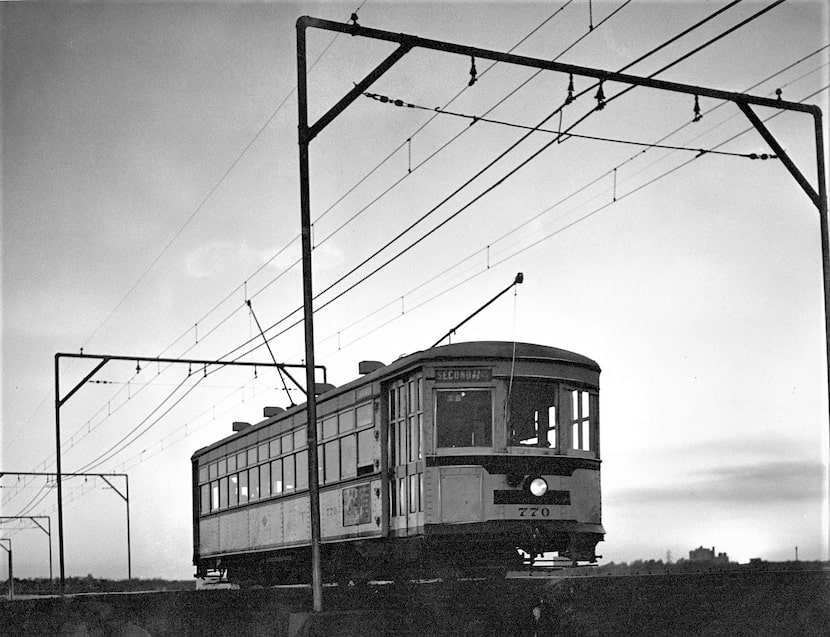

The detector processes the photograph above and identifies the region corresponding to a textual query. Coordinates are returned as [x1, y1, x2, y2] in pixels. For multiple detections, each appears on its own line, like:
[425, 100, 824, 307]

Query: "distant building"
[689, 546, 729, 564]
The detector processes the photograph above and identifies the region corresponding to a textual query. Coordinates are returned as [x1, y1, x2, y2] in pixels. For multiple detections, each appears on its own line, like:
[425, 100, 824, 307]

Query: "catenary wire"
[219, 0, 775, 365]
[3, 1, 808, 506]
[21, 80, 828, 513]
[3, 3, 370, 459]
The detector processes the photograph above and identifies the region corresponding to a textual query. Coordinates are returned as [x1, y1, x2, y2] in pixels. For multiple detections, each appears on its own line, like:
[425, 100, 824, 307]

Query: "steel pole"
[47, 517, 53, 593]
[0, 540, 11, 601]
[813, 111, 830, 552]
[126, 475, 132, 581]
[54, 355, 65, 595]
[296, 19, 324, 613]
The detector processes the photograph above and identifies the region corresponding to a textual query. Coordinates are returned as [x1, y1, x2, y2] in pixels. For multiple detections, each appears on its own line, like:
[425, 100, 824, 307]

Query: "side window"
[211, 481, 219, 511]
[324, 440, 340, 484]
[357, 428, 374, 476]
[284, 455, 295, 491]
[219, 477, 228, 509]
[200, 484, 210, 514]
[570, 389, 596, 452]
[341, 434, 357, 478]
[229, 473, 239, 506]
[260, 463, 271, 499]
[239, 471, 249, 504]
[248, 467, 260, 501]
[271, 459, 283, 494]
[295, 450, 308, 490]
[435, 389, 492, 448]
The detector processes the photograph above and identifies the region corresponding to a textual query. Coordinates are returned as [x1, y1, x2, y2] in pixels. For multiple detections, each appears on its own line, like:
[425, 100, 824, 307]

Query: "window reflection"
[435, 390, 492, 448]
[508, 380, 557, 448]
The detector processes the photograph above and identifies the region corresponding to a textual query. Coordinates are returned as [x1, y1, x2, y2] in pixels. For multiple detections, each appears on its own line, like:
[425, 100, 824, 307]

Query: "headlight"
[528, 477, 548, 497]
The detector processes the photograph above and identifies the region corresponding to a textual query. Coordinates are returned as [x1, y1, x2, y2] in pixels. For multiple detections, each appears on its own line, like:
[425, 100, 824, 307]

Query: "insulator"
[693, 95, 702, 123]
[594, 81, 606, 110]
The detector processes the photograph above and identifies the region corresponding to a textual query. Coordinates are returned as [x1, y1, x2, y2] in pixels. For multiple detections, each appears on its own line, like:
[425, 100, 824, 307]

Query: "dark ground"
[0, 569, 827, 636]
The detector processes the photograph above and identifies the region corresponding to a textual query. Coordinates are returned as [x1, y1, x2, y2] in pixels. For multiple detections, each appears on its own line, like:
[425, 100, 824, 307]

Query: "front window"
[435, 389, 492, 448]
[508, 380, 557, 448]
[570, 389, 596, 452]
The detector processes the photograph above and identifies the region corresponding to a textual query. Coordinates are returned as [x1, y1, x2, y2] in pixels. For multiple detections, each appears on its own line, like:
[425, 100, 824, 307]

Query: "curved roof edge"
[192, 341, 599, 459]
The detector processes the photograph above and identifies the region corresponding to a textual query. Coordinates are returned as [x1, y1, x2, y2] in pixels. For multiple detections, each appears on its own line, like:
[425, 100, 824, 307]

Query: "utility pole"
[0, 518, 51, 592]
[0, 539, 12, 600]
[294, 18, 829, 585]
[1, 472, 130, 582]
[53, 352, 323, 595]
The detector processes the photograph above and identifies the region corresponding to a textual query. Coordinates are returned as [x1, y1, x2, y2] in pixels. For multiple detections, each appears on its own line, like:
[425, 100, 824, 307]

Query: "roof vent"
[232, 421, 251, 432]
[263, 406, 284, 418]
[314, 382, 336, 396]
[358, 360, 384, 375]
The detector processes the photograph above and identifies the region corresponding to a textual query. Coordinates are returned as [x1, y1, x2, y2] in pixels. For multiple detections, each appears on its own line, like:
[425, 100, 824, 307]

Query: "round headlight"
[529, 477, 548, 497]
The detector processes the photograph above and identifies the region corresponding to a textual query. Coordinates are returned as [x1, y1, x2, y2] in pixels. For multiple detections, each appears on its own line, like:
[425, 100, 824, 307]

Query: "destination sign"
[434, 367, 492, 383]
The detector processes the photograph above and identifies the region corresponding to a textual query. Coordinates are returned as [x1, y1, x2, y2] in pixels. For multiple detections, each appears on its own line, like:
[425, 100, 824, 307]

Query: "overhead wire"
[36, 2, 604, 484]
[81, 3, 369, 356]
[211, 2, 654, 364]
[11, 1, 780, 506]
[13, 0, 816, 510]
[218, 0, 774, 366]
[60, 82, 830, 514]
[141, 1, 588, 372]
[273, 27, 829, 361]
[362, 93, 775, 159]
[4, 2, 370, 462]
[0, 7, 587, 483]
[3, 6, 378, 503]
[331, 80, 828, 355]
[74, 373, 205, 474]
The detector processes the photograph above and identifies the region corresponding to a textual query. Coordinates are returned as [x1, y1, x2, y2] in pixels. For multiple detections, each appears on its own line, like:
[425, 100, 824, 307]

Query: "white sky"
[2, 0, 828, 579]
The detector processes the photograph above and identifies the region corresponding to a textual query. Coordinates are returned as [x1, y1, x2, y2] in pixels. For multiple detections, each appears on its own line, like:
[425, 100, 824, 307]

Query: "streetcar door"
[387, 375, 424, 536]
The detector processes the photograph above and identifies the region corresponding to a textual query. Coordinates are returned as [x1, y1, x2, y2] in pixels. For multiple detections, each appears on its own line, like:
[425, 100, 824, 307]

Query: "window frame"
[197, 400, 378, 517]
[434, 387, 494, 449]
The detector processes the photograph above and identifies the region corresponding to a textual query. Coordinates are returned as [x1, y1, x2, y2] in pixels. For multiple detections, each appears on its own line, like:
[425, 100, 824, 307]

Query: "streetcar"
[192, 341, 603, 584]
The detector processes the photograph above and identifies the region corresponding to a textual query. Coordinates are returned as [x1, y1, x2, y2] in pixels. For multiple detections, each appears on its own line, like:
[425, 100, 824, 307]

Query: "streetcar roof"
[191, 341, 599, 459]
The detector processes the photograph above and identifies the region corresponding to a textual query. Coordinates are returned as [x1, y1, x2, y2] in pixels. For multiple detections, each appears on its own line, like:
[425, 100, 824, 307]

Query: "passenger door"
[386, 374, 424, 536]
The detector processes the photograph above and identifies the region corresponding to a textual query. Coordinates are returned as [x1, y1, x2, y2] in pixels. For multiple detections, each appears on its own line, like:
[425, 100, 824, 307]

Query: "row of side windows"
[199, 424, 376, 514]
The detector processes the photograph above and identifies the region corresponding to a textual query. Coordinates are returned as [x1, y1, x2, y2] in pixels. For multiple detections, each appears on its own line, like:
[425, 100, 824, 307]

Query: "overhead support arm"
[304, 43, 413, 143]
[297, 15, 814, 114]
[58, 358, 109, 408]
[737, 101, 820, 207]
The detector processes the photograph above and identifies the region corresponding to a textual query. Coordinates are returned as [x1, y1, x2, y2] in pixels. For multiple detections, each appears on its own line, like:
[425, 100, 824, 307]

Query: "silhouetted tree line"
[0, 575, 195, 596]
[554, 558, 827, 578]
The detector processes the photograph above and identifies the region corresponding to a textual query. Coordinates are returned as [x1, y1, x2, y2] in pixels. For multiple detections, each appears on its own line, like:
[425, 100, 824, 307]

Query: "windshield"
[508, 380, 557, 447]
[435, 389, 492, 448]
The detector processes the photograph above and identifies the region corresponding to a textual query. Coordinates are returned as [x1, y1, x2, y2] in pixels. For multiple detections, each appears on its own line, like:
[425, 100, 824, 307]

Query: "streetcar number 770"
[518, 507, 550, 517]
